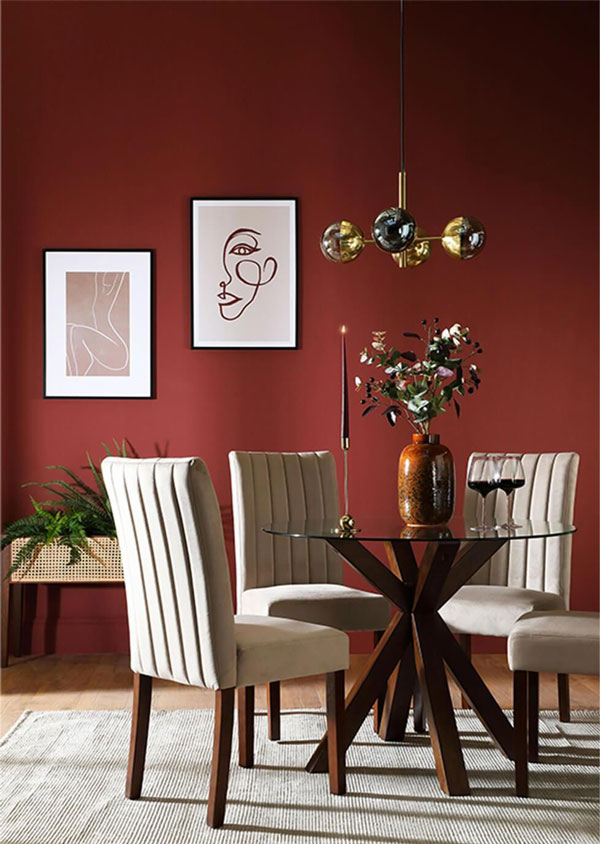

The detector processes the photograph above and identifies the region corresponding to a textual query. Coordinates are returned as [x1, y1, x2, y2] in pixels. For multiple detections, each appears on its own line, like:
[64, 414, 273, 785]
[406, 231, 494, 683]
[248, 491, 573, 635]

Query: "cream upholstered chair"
[508, 610, 599, 796]
[440, 452, 579, 718]
[102, 457, 349, 828]
[229, 450, 390, 738]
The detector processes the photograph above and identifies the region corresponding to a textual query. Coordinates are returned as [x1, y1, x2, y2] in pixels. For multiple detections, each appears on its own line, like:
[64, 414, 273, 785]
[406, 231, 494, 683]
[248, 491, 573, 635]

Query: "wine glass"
[498, 453, 525, 529]
[467, 454, 501, 531]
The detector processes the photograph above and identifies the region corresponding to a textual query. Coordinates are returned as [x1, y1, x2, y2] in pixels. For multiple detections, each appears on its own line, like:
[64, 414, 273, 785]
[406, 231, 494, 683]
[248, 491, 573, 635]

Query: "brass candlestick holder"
[338, 438, 358, 535]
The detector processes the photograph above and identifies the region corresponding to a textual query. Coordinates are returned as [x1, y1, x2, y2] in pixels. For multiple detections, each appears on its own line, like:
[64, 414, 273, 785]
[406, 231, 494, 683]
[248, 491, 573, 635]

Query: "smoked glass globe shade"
[372, 207, 416, 253]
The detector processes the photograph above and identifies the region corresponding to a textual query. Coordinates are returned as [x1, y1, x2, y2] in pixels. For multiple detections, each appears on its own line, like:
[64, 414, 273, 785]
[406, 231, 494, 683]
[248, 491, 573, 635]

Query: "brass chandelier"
[320, 0, 486, 269]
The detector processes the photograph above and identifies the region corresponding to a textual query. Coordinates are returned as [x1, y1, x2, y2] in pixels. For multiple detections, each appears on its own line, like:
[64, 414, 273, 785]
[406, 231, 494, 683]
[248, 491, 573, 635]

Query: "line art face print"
[217, 227, 278, 321]
[65, 271, 130, 376]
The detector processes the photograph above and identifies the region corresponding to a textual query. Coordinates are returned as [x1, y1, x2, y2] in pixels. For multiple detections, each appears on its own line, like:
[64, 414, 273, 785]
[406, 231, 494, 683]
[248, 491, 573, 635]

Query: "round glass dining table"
[264, 517, 576, 796]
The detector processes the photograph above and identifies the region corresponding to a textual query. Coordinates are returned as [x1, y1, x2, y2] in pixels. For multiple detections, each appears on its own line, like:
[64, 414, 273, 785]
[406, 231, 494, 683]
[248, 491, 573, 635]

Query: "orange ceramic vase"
[398, 433, 455, 526]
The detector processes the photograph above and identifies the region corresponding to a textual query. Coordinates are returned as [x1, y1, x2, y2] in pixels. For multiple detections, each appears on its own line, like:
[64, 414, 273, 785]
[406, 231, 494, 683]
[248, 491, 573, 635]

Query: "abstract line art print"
[44, 250, 154, 398]
[65, 271, 130, 377]
[191, 198, 297, 348]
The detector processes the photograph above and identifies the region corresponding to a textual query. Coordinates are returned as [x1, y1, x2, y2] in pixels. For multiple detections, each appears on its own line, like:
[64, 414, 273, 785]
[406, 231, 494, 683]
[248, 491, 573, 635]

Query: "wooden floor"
[1, 652, 598, 737]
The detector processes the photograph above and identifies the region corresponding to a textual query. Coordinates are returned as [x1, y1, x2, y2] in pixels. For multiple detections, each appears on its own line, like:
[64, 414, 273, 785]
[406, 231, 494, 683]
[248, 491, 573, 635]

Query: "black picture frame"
[190, 197, 298, 350]
[43, 248, 155, 399]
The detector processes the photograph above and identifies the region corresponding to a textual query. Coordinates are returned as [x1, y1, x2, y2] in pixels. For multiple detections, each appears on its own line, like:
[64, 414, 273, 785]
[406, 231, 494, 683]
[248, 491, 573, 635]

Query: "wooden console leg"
[0, 548, 15, 668]
[1, 565, 9, 668]
[207, 688, 235, 828]
[126, 673, 153, 799]
[10, 583, 23, 658]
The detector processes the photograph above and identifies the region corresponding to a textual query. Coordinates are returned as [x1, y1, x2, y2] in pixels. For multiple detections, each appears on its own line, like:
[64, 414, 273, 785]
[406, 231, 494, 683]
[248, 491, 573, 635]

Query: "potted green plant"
[1, 440, 135, 579]
[356, 319, 483, 526]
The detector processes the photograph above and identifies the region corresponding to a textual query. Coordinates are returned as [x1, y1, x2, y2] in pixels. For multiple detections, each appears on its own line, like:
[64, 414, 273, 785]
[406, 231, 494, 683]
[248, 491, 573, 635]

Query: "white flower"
[354, 376, 362, 389]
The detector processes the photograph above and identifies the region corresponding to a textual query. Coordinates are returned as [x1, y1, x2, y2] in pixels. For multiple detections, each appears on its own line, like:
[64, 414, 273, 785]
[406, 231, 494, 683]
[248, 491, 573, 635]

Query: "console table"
[1, 538, 122, 667]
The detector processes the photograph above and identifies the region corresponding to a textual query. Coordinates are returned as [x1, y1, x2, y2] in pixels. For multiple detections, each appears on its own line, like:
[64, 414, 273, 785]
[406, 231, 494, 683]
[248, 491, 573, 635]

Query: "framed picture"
[44, 249, 154, 398]
[191, 197, 297, 349]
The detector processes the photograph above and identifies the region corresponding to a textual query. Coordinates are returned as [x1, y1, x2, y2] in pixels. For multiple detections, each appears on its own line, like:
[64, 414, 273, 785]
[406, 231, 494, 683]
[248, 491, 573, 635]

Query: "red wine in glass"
[498, 478, 525, 495]
[468, 480, 502, 497]
[467, 455, 501, 531]
[499, 455, 525, 528]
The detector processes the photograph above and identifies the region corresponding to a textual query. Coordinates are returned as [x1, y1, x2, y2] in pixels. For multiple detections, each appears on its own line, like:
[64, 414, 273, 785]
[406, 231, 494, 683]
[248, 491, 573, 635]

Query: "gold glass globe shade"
[320, 220, 365, 263]
[441, 216, 486, 260]
[392, 227, 431, 267]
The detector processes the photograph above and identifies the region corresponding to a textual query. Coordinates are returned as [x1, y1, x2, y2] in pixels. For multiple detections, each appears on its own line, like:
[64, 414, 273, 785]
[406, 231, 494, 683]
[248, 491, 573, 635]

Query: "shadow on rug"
[1, 709, 598, 844]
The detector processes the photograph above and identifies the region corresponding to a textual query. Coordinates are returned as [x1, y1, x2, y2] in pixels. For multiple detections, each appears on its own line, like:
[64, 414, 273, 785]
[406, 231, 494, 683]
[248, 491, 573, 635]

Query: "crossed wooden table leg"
[306, 536, 514, 796]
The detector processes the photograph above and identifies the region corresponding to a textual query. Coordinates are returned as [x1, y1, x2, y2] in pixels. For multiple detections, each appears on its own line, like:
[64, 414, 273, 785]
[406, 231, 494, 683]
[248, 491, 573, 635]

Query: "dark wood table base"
[306, 536, 514, 796]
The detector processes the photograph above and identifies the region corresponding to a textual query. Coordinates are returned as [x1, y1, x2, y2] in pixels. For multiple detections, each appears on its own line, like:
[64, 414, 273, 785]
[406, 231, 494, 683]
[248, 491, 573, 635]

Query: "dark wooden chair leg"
[237, 685, 254, 768]
[267, 680, 281, 740]
[126, 673, 152, 799]
[458, 633, 471, 709]
[326, 670, 346, 795]
[413, 681, 427, 733]
[513, 670, 528, 797]
[558, 674, 570, 723]
[528, 671, 539, 762]
[372, 630, 384, 732]
[207, 687, 235, 828]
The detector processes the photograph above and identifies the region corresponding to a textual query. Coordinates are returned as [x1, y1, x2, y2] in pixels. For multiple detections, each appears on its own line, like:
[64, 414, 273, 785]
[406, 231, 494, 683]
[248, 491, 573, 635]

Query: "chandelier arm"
[400, 0, 406, 174]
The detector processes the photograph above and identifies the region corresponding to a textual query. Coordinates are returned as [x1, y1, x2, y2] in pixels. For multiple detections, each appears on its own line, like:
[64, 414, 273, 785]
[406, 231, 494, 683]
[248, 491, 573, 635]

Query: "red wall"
[2, 1, 598, 655]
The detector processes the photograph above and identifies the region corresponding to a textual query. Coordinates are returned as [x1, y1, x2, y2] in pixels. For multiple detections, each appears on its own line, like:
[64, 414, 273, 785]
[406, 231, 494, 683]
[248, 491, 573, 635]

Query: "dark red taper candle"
[341, 326, 349, 447]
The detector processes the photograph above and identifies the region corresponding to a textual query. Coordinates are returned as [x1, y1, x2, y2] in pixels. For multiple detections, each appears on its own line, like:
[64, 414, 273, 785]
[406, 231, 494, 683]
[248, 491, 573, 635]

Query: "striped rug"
[1, 709, 598, 843]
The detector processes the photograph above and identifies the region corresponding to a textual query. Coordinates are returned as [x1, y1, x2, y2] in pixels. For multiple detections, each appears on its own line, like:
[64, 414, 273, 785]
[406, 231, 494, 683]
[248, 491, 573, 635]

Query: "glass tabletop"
[263, 517, 576, 542]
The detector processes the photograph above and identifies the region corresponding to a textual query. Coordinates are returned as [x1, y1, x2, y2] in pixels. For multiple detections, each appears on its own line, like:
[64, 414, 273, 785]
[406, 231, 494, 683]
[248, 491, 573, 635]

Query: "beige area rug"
[1, 709, 598, 844]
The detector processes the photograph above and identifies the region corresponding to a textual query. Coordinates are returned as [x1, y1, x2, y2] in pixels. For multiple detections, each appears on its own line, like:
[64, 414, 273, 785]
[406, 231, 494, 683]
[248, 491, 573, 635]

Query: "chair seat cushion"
[234, 615, 349, 687]
[508, 611, 600, 675]
[240, 583, 390, 632]
[439, 585, 566, 637]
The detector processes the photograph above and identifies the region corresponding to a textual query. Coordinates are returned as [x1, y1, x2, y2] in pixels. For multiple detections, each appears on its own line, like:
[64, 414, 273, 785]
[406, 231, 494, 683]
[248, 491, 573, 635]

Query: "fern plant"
[2, 439, 137, 575]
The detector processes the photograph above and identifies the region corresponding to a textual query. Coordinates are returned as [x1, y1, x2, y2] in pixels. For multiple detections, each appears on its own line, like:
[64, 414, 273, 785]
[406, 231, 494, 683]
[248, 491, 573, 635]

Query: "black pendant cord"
[400, 0, 406, 174]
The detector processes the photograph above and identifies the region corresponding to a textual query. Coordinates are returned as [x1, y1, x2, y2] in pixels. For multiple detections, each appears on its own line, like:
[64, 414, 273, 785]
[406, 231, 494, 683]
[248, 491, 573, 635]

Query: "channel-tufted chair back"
[229, 451, 342, 609]
[102, 457, 236, 690]
[464, 452, 579, 602]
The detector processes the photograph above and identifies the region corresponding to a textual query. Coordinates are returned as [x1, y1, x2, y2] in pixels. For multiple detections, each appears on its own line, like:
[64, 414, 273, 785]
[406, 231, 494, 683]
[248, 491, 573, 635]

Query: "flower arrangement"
[356, 318, 483, 434]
